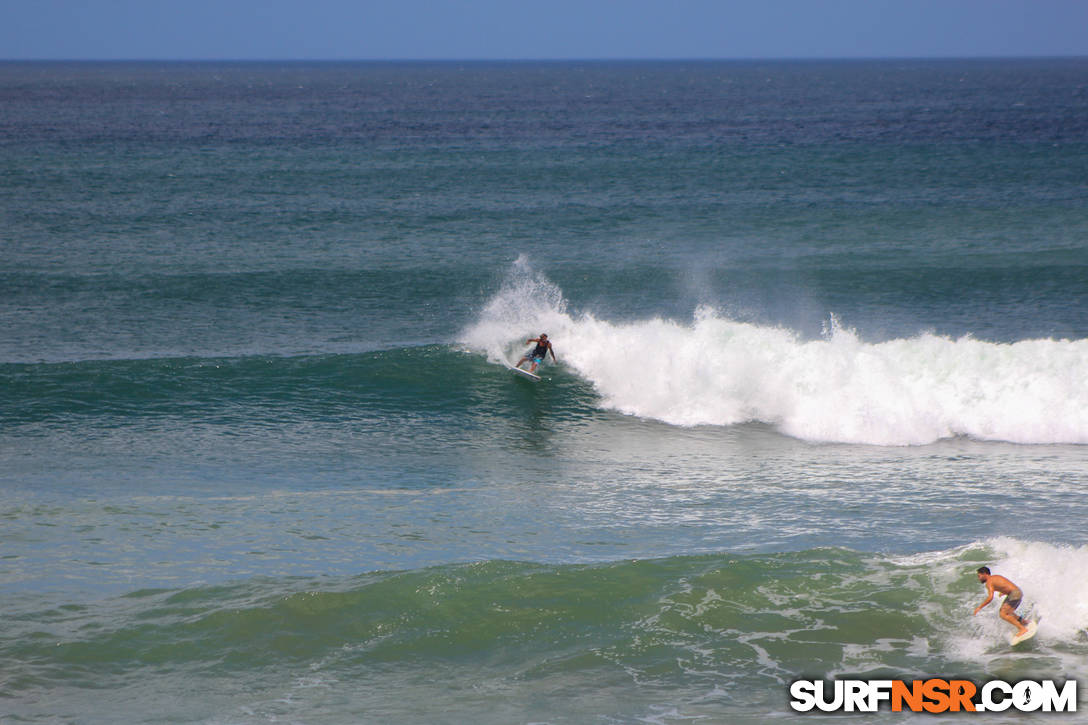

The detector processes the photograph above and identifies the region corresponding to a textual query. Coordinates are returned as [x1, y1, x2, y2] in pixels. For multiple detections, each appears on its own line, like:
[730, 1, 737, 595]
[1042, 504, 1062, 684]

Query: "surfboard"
[506, 363, 541, 381]
[1009, 620, 1038, 645]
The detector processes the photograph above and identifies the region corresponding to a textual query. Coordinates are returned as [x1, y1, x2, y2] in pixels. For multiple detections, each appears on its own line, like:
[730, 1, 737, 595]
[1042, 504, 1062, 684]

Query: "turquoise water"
[2, 60, 1087, 722]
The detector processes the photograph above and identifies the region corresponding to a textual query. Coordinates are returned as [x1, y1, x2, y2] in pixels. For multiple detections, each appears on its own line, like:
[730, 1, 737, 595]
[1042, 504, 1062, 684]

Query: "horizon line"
[3, 54, 1087, 64]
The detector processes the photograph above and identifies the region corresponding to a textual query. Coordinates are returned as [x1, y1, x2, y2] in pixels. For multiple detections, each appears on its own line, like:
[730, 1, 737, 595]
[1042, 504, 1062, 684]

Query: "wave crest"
[463, 261, 1088, 446]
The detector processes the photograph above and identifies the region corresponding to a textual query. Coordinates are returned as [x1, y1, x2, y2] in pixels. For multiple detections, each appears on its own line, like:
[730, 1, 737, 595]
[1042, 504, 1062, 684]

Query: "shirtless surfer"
[515, 334, 556, 373]
[973, 566, 1030, 637]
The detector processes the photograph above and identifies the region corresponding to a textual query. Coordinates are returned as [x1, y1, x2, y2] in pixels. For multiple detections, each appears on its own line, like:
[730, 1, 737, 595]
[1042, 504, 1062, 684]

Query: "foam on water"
[939, 539, 1088, 681]
[7, 542, 1087, 723]
[463, 255, 571, 364]
[463, 260, 1088, 446]
[982, 538, 1088, 641]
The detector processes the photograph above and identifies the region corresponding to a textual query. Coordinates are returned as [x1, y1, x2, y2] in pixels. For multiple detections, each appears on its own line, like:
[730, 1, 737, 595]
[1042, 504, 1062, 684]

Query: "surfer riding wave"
[515, 334, 556, 373]
[973, 566, 1032, 638]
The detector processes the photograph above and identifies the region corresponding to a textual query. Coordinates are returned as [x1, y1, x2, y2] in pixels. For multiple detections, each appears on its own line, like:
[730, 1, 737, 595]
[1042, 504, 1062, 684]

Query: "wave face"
[5, 258, 1086, 446]
[6, 259, 1085, 448]
[4, 59, 1088, 724]
[463, 259, 1088, 445]
[5, 540, 1086, 723]
[1, 348, 461, 423]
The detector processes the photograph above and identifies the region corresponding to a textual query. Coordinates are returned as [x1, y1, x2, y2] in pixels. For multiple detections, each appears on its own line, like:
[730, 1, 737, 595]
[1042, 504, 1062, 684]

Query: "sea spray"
[464, 255, 570, 364]
[463, 261, 1088, 446]
[6, 58, 1088, 725]
[945, 540, 1088, 676]
[983, 538, 1088, 642]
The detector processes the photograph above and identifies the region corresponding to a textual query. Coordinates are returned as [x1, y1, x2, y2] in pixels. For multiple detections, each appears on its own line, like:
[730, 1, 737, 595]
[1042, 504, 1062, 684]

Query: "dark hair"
[976, 566, 991, 575]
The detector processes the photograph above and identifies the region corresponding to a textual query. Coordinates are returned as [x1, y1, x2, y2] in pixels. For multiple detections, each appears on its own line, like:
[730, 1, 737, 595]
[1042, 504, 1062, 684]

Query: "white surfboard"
[1010, 620, 1038, 645]
[506, 363, 541, 381]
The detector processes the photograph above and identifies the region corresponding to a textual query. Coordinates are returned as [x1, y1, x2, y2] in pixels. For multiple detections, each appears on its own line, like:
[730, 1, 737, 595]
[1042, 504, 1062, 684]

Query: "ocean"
[2, 59, 1087, 723]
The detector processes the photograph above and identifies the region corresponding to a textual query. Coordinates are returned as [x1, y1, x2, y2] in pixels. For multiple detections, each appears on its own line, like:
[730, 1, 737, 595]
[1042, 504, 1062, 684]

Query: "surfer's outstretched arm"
[974, 575, 996, 615]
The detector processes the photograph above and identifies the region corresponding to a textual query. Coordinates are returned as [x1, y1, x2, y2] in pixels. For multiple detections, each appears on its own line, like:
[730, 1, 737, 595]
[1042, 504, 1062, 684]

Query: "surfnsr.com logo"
[789, 679, 1077, 713]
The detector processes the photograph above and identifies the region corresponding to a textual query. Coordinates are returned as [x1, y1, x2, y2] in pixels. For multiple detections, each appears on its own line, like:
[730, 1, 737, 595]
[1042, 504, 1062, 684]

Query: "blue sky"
[4, 0, 1087, 61]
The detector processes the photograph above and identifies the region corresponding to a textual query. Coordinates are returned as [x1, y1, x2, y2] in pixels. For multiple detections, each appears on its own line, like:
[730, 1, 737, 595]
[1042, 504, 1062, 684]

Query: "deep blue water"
[2, 59, 1087, 723]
